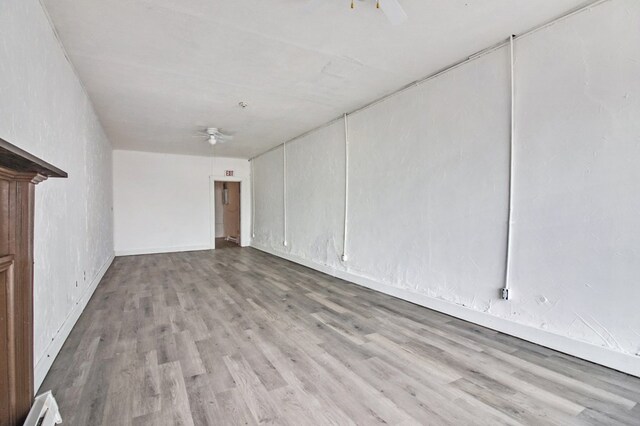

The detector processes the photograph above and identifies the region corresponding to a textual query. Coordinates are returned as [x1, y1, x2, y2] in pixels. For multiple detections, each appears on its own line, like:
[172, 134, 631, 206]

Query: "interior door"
[223, 182, 240, 242]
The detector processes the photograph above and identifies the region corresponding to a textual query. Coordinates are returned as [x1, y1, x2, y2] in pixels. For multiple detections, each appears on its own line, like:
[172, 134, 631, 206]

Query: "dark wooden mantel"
[0, 138, 67, 179]
[0, 137, 67, 426]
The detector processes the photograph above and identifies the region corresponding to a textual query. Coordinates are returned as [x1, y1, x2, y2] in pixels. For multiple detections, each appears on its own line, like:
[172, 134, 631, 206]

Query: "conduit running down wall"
[283, 142, 288, 246]
[502, 34, 516, 299]
[251, 158, 256, 238]
[342, 113, 350, 262]
[250, 0, 640, 377]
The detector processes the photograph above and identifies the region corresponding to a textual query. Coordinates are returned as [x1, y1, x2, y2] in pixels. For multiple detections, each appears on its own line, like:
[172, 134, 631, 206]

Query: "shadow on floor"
[215, 237, 239, 249]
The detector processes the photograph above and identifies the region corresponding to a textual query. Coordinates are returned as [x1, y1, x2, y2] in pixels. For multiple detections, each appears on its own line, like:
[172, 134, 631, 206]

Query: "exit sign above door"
[225, 170, 234, 177]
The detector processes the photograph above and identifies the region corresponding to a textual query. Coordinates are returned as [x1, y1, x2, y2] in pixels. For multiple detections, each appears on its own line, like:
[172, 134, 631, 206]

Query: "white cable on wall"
[342, 113, 350, 262]
[251, 159, 255, 238]
[503, 34, 516, 300]
[283, 142, 288, 247]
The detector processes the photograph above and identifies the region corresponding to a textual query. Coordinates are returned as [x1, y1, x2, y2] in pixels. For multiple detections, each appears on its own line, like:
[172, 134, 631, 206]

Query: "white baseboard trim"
[34, 252, 116, 391]
[115, 245, 212, 257]
[251, 243, 640, 378]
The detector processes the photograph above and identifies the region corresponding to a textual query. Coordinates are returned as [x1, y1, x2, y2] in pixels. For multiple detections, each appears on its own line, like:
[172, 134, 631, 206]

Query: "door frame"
[209, 175, 250, 249]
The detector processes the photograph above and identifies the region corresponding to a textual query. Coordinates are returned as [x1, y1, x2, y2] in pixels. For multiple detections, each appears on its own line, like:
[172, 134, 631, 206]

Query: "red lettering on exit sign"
[225, 170, 234, 177]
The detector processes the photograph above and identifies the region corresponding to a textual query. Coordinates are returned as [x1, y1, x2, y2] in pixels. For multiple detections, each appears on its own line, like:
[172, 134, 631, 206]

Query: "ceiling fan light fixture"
[199, 127, 233, 146]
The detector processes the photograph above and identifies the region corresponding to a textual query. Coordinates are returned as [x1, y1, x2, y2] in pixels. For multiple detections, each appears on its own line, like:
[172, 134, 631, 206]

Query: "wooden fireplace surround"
[0, 138, 67, 426]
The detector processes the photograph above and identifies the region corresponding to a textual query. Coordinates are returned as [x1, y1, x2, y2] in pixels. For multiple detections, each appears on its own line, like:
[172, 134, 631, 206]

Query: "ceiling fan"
[357, 0, 407, 25]
[307, 0, 407, 25]
[195, 127, 234, 146]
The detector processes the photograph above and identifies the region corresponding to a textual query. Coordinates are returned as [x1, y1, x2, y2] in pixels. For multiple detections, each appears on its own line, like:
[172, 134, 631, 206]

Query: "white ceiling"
[43, 0, 588, 158]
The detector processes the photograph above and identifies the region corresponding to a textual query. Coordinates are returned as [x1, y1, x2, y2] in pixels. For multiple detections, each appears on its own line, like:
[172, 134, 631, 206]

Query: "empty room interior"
[2, 0, 640, 424]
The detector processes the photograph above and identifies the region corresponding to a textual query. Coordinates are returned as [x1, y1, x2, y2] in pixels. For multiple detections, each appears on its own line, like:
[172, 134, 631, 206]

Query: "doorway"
[214, 181, 241, 249]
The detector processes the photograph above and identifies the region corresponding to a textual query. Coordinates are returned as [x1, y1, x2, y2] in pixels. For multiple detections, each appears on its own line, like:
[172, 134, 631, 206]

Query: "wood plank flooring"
[40, 247, 640, 425]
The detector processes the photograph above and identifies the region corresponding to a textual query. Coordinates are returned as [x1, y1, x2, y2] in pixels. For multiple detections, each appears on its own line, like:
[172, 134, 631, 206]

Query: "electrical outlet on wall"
[501, 288, 510, 300]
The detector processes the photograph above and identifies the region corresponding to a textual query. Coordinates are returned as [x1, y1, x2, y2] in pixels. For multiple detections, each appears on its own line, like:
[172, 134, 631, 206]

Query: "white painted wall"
[286, 123, 346, 265]
[253, 148, 284, 248]
[252, 0, 640, 376]
[113, 150, 251, 255]
[0, 0, 114, 388]
[503, 0, 640, 357]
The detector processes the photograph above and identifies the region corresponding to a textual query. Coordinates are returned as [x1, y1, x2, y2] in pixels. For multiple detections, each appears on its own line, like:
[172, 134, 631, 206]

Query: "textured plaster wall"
[347, 51, 510, 307]
[0, 0, 114, 387]
[113, 150, 251, 255]
[252, 0, 640, 373]
[499, 0, 640, 356]
[285, 122, 345, 266]
[253, 147, 284, 250]
[252, 125, 346, 257]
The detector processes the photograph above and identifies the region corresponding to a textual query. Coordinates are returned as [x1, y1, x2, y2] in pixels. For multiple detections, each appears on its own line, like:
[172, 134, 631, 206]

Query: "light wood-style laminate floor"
[40, 247, 640, 425]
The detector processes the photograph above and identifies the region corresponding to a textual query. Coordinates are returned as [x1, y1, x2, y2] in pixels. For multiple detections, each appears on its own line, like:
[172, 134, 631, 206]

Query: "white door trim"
[209, 175, 251, 249]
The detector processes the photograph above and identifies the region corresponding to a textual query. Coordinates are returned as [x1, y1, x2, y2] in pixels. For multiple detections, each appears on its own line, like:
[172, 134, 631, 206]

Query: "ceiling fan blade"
[212, 129, 234, 138]
[380, 0, 407, 25]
